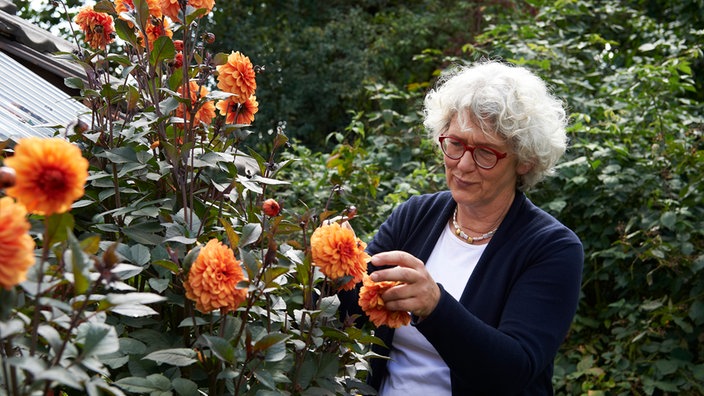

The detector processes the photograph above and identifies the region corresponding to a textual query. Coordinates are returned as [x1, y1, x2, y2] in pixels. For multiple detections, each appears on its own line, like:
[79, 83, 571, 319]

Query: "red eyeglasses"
[439, 136, 507, 169]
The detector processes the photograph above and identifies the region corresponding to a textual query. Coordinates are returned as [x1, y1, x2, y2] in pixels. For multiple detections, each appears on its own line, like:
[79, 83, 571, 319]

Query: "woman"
[352, 60, 583, 395]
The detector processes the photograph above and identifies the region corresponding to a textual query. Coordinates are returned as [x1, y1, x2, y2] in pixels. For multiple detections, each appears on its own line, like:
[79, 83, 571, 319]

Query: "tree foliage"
[209, 0, 480, 145]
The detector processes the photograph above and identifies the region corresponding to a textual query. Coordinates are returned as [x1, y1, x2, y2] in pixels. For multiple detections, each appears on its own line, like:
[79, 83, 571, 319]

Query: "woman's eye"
[475, 147, 495, 159]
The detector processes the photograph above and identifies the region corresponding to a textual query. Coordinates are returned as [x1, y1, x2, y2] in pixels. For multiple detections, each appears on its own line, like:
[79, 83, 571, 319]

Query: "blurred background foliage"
[18, 0, 704, 394]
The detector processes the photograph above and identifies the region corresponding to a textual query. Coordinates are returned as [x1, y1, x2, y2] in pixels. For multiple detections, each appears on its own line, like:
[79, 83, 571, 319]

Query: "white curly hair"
[423, 60, 568, 190]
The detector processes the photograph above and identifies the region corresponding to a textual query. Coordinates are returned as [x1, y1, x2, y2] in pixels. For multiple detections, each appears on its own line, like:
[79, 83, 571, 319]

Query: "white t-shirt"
[379, 223, 487, 395]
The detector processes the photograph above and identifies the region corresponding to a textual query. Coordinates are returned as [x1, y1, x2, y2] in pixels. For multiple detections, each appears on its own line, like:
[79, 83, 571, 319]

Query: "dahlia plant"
[0, 0, 386, 394]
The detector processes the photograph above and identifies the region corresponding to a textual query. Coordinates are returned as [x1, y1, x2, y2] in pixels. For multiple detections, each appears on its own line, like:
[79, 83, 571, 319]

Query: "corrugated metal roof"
[0, 50, 88, 141]
[0, 0, 89, 142]
[0, 0, 85, 86]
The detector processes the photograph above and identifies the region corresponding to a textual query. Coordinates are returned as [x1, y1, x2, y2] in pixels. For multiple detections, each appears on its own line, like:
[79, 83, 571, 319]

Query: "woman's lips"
[452, 175, 475, 187]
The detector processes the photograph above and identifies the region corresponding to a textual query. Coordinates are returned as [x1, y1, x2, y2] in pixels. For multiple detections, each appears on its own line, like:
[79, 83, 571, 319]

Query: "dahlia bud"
[0, 166, 16, 189]
[345, 205, 357, 219]
[173, 40, 184, 51]
[203, 32, 215, 44]
[172, 52, 183, 69]
[262, 198, 281, 217]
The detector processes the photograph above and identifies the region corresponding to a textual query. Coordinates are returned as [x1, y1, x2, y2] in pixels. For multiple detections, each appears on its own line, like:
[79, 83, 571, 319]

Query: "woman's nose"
[455, 151, 478, 171]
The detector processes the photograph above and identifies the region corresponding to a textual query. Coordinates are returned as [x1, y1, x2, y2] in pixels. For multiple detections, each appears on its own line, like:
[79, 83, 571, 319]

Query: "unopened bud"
[0, 166, 16, 189]
[345, 205, 357, 219]
[262, 198, 281, 217]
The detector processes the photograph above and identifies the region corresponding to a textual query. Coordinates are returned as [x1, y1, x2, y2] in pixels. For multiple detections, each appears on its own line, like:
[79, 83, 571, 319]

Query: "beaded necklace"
[452, 207, 498, 244]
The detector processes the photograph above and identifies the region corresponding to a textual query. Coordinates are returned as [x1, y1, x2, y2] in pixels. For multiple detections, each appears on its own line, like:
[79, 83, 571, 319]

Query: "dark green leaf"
[46, 212, 74, 246]
[149, 36, 176, 68]
[76, 322, 120, 357]
[67, 230, 90, 294]
[143, 348, 198, 366]
[172, 378, 199, 396]
[203, 335, 236, 363]
[240, 223, 262, 247]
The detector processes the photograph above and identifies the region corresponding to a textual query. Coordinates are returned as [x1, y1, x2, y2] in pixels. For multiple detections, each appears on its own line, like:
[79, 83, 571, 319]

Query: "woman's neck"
[455, 190, 515, 234]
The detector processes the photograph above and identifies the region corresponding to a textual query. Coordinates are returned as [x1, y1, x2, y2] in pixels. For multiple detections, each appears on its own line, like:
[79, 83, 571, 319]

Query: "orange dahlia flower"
[215, 95, 259, 125]
[160, 0, 215, 21]
[183, 239, 248, 313]
[216, 51, 257, 103]
[4, 137, 89, 216]
[74, 6, 115, 50]
[310, 222, 370, 291]
[0, 197, 36, 289]
[175, 80, 216, 127]
[358, 274, 411, 328]
[139, 17, 173, 49]
[115, 0, 163, 19]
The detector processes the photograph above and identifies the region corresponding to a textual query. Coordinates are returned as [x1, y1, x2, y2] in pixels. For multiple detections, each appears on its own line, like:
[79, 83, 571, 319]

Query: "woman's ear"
[516, 161, 534, 176]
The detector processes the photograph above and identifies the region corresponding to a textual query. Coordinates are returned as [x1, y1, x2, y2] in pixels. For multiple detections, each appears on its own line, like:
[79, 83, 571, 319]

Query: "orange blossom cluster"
[183, 239, 248, 313]
[310, 222, 370, 291]
[358, 274, 411, 328]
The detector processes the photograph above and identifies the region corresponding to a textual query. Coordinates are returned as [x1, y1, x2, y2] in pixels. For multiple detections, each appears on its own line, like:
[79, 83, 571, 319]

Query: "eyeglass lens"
[440, 137, 499, 168]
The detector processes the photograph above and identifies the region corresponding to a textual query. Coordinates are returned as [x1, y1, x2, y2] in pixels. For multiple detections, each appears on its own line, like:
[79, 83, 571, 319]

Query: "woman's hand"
[370, 251, 441, 319]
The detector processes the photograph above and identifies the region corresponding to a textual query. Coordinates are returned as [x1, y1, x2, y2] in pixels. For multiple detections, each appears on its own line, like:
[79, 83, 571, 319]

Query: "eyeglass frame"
[438, 136, 508, 170]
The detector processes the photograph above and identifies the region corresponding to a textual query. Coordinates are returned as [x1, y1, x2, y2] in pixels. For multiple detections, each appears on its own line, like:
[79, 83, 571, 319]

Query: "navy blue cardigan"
[347, 190, 583, 395]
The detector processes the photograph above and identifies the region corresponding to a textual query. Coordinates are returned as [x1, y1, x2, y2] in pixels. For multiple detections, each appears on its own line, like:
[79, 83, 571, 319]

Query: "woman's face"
[442, 115, 530, 209]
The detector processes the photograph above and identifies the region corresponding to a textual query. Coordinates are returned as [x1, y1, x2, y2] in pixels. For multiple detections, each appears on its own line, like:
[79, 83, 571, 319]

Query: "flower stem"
[29, 219, 51, 356]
